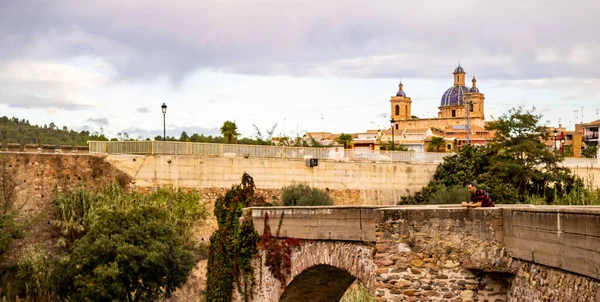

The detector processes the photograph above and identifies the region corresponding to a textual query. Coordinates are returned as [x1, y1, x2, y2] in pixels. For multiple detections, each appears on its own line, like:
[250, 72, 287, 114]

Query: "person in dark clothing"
[461, 182, 495, 208]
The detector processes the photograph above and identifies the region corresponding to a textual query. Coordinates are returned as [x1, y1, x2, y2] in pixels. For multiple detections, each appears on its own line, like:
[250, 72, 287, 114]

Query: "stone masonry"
[507, 259, 600, 302]
[374, 208, 510, 302]
[236, 241, 377, 302]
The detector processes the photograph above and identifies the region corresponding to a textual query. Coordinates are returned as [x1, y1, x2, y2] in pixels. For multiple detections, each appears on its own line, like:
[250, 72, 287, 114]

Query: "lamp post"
[161, 103, 167, 141]
[553, 128, 558, 155]
[560, 136, 566, 155]
[390, 117, 396, 151]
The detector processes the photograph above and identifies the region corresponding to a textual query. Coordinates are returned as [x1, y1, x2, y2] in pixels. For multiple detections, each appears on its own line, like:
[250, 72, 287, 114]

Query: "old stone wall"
[507, 259, 600, 302]
[0, 152, 131, 265]
[373, 207, 509, 301]
[237, 241, 377, 302]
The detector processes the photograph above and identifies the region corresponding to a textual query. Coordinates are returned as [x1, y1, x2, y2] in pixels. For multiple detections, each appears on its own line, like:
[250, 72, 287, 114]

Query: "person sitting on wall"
[461, 182, 495, 208]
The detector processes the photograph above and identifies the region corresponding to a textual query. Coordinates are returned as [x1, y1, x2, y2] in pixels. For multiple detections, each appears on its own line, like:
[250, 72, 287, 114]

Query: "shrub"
[57, 206, 195, 301]
[281, 183, 333, 206]
[53, 183, 207, 248]
[426, 185, 470, 204]
[16, 247, 57, 302]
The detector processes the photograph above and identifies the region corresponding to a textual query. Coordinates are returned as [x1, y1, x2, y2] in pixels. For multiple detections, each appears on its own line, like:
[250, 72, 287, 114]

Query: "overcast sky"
[1, 0, 599, 139]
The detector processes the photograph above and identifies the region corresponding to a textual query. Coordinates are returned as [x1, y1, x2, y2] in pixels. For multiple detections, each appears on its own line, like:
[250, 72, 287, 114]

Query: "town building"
[304, 64, 496, 152]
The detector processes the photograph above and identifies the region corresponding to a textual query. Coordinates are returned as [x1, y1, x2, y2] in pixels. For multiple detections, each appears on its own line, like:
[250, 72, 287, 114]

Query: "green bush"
[281, 183, 333, 206]
[426, 185, 470, 204]
[16, 247, 57, 302]
[57, 206, 195, 301]
[53, 183, 207, 248]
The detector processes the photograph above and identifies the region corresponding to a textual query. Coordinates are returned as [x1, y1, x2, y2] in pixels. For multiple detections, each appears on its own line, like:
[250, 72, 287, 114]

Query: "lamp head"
[161, 103, 167, 114]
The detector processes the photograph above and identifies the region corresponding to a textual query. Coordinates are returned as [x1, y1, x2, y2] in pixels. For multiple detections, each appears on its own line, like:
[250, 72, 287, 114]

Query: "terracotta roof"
[583, 119, 600, 126]
[404, 128, 430, 134]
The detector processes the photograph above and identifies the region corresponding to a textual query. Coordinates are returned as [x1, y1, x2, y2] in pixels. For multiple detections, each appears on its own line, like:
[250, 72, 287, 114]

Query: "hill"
[0, 116, 108, 146]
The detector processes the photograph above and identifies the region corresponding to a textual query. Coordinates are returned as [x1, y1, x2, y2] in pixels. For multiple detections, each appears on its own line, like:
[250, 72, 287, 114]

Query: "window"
[405, 105, 408, 116]
[447, 144, 452, 150]
[395, 105, 399, 115]
[395, 124, 399, 130]
[469, 103, 473, 112]
[452, 110, 456, 117]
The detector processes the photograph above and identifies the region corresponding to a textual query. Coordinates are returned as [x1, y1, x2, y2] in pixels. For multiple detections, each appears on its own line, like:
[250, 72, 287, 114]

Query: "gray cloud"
[135, 107, 151, 113]
[1, 0, 599, 82]
[0, 90, 93, 110]
[86, 117, 109, 126]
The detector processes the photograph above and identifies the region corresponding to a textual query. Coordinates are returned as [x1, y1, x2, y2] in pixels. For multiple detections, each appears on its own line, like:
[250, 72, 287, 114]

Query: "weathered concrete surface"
[105, 154, 439, 204]
[250, 206, 381, 242]
[503, 206, 600, 280]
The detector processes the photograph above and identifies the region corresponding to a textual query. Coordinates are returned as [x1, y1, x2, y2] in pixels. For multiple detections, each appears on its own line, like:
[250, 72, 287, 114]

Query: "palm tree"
[220, 121, 239, 144]
[428, 136, 445, 152]
[335, 133, 354, 149]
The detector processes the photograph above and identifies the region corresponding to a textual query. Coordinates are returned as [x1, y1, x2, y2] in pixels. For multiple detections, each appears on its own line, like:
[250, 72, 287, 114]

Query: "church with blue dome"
[389, 64, 486, 131]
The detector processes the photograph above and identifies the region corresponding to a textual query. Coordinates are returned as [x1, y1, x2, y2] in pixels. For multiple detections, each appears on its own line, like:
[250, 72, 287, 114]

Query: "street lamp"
[553, 128, 558, 154]
[161, 103, 167, 141]
[390, 117, 396, 151]
[560, 136, 566, 155]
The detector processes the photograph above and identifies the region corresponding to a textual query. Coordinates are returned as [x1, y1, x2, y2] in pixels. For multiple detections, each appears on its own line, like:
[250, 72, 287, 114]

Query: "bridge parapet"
[249, 205, 382, 242]
[245, 205, 600, 302]
[503, 206, 600, 280]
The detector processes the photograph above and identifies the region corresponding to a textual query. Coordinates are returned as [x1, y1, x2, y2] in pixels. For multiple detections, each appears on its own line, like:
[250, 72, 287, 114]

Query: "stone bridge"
[236, 205, 600, 302]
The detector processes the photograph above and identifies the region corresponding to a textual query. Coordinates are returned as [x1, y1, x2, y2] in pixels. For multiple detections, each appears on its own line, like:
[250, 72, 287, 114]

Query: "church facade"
[390, 64, 486, 131]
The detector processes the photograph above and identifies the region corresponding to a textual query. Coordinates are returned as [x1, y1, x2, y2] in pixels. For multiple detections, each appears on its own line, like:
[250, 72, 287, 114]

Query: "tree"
[428, 136, 445, 152]
[483, 107, 575, 199]
[335, 133, 354, 149]
[401, 107, 581, 205]
[180, 131, 189, 142]
[59, 206, 195, 302]
[220, 121, 240, 144]
[583, 145, 597, 158]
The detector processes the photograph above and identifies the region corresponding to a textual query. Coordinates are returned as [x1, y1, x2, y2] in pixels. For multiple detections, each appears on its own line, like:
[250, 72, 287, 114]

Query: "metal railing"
[88, 141, 450, 163]
[562, 157, 599, 168]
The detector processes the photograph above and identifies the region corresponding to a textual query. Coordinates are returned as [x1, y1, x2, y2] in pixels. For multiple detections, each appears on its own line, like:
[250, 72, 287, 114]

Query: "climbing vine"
[206, 173, 267, 302]
[259, 212, 302, 287]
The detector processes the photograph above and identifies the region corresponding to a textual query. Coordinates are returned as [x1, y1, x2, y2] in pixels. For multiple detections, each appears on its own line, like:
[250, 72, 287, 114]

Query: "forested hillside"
[0, 116, 109, 146]
[0, 116, 277, 146]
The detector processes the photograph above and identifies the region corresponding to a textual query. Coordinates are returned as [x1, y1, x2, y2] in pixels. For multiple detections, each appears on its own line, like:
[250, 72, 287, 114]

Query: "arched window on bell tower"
[395, 105, 399, 116]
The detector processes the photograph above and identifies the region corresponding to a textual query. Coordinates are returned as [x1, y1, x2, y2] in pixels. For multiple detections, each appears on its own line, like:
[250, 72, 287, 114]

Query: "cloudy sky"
[1, 0, 599, 139]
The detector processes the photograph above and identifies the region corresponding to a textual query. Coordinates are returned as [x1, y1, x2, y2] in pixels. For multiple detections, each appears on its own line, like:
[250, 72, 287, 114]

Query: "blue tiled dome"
[441, 85, 470, 106]
[453, 65, 466, 74]
[396, 81, 406, 97]
[470, 86, 479, 93]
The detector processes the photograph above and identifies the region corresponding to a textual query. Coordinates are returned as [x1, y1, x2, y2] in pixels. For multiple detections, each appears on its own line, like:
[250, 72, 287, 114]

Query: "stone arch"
[279, 264, 355, 301]
[250, 241, 377, 302]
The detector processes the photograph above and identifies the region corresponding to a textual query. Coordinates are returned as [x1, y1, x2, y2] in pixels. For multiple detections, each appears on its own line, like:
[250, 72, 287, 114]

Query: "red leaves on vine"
[259, 212, 303, 287]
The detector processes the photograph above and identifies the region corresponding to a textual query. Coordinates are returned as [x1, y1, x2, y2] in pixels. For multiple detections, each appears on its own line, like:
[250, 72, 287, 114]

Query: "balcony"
[584, 133, 599, 140]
